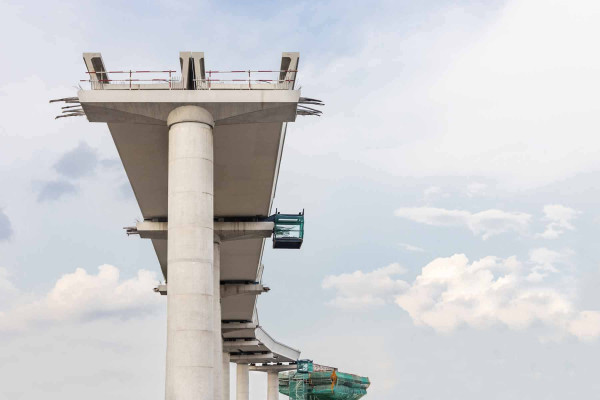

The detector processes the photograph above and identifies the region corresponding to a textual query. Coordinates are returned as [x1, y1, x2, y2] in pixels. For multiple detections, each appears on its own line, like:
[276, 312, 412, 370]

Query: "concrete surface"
[165, 106, 215, 400]
[79, 52, 303, 399]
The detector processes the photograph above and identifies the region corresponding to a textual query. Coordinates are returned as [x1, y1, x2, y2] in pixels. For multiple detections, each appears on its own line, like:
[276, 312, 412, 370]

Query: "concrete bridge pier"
[267, 371, 279, 400]
[215, 237, 223, 400]
[165, 106, 216, 400]
[223, 353, 231, 400]
[236, 364, 250, 400]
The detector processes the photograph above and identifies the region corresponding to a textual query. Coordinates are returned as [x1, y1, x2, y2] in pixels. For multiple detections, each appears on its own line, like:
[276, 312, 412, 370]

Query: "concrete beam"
[280, 52, 300, 90]
[78, 89, 300, 125]
[82, 52, 108, 83]
[130, 220, 274, 241]
[230, 353, 274, 363]
[133, 221, 168, 239]
[249, 363, 297, 373]
[154, 284, 167, 295]
[215, 221, 275, 241]
[221, 322, 258, 332]
[222, 340, 260, 350]
[153, 283, 269, 297]
[256, 327, 301, 362]
[221, 283, 269, 298]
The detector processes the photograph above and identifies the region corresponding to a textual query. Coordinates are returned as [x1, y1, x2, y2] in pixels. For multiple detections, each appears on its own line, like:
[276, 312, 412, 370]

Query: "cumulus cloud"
[568, 311, 600, 341]
[36, 179, 78, 202]
[537, 204, 580, 239]
[395, 253, 571, 333]
[394, 207, 531, 240]
[0, 265, 162, 332]
[526, 247, 565, 282]
[323, 251, 600, 341]
[0, 209, 12, 241]
[322, 263, 408, 309]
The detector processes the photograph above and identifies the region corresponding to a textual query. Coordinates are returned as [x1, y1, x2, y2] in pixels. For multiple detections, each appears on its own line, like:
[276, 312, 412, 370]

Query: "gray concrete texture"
[166, 106, 215, 399]
[77, 52, 305, 400]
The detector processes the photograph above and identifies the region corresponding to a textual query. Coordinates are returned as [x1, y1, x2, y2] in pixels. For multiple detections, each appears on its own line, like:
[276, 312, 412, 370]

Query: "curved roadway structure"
[74, 51, 306, 400]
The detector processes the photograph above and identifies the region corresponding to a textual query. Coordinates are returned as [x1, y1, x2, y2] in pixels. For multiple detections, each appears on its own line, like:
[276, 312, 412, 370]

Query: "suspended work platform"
[271, 211, 304, 249]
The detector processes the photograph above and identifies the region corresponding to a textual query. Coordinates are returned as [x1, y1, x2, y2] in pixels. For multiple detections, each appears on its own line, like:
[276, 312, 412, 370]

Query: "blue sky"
[1, 0, 600, 399]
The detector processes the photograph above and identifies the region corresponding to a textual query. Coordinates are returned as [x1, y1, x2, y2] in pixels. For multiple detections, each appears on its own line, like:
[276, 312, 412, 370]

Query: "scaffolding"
[279, 360, 370, 400]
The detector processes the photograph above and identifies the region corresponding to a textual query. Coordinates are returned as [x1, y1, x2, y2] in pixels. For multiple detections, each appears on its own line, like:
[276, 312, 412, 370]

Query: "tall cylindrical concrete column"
[236, 364, 250, 400]
[214, 237, 223, 400]
[223, 352, 231, 400]
[267, 371, 279, 400]
[165, 106, 215, 400]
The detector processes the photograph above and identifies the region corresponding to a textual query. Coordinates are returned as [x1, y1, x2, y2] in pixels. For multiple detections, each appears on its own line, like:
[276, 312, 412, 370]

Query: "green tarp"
[279, 370, 370, 400]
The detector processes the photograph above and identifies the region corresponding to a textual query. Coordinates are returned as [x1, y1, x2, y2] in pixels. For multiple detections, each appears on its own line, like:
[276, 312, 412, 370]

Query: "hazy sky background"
[1, 0, 600, 399]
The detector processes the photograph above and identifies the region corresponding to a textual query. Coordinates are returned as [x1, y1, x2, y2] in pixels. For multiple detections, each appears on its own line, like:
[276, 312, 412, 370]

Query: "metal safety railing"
[81, 69, 297, 90]
[196, 70, 297, 90]
[82, 70, 181, 90]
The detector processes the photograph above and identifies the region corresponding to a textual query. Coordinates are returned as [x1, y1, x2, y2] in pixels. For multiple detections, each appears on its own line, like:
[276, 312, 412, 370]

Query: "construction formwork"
[279, 361, 370, 400]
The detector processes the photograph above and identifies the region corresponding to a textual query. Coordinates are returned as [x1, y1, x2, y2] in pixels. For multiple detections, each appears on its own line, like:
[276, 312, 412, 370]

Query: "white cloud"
[526, 247, 566, 282]
[569, 311, 600, 341]
[0, 265, 162, 332]
[466, 183, 487, 197]
[423, 186, 445, 203]
[395, 253, 571, 333]
[322, 263, 408, 309]
[538, 204, 580, 239]
[394, 207, 531, 240]
[399, 243, 425, 253]
[323, 250, 600, 341]
[292, 0, 600, 189]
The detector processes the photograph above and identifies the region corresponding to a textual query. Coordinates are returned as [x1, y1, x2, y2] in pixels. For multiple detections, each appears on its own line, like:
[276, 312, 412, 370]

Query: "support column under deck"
[223, 352, 231, 400]
[236, 364, 249, 400]
[165, 106, 215, 400]
[214, 238, 223, 400]
[267, 371, 279, 400]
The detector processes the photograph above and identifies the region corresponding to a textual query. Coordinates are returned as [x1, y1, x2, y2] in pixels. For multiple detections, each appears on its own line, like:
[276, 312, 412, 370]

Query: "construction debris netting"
[279, 362, 370, 400]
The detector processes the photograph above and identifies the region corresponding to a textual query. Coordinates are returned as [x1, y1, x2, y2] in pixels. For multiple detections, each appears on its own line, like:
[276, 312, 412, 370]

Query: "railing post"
[129, 70, 132, 90]
[248, 70, 251, 90]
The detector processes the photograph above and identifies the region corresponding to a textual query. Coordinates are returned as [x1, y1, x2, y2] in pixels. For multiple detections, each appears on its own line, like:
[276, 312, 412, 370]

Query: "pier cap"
[167, 105, 214, 128]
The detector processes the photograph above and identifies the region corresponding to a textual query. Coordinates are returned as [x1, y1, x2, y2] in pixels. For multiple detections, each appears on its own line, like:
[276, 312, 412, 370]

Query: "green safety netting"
[279, 362, 370, 400]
